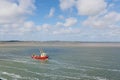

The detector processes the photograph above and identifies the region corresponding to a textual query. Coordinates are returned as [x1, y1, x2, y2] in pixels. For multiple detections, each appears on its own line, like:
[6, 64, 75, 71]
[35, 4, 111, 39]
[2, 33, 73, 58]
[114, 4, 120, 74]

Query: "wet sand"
[0, 41, 120, 47]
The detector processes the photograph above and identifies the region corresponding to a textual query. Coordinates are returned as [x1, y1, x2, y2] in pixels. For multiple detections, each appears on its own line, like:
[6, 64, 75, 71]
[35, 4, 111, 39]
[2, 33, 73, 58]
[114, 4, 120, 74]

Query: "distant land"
[0, 41, 120, 47]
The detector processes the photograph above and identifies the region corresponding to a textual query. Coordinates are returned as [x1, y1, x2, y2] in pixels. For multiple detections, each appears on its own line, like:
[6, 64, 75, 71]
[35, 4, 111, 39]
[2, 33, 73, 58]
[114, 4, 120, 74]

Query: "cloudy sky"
[0, 0, 120, 41]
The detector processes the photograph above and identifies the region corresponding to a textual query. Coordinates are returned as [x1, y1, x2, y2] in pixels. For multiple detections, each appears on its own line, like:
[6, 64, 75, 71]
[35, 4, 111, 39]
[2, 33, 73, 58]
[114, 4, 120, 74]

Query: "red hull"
[32, 55, 48, 60]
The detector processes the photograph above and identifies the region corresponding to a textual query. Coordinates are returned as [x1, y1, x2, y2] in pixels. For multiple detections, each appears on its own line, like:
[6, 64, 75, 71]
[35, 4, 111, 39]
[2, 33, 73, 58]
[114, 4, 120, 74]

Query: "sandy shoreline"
[0, 41, 120, 47]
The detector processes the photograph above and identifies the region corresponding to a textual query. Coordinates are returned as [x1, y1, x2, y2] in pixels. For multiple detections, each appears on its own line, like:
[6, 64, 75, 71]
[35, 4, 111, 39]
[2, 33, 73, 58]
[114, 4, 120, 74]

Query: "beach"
[0, 41, 120, 47]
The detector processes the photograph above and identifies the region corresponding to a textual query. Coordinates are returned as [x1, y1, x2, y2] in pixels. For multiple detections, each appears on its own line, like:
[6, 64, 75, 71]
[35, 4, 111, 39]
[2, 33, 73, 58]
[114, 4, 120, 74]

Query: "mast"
[40, 48, 46, 57]
[40, 48, 44, 53]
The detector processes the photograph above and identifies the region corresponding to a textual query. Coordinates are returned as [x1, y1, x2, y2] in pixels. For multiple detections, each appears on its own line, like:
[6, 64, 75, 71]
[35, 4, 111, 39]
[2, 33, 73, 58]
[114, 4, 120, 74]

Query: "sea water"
[0, 46, 120, 80]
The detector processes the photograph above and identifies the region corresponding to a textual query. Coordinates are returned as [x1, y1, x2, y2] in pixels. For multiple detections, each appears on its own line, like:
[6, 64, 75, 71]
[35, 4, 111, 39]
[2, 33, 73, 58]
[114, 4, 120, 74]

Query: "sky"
[0, 0, 120, 41]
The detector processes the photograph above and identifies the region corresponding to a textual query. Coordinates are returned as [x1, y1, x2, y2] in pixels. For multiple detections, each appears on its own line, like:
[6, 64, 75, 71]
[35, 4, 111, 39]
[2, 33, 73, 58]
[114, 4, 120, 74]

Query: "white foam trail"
[20, 77, 39, 80]
[0, 59, 37, 65]
[0, 77, 7, 80]
[0, 65, 108, 80]
[49, 59, 63, 65]
[107, 68, 120, 72]
[0, 65, 28, 71]
[0, 64, 118, 80]
[33, 72, 81, 80]
[92, 76, 108, 80]
[80, 66, 120, 72]
[5, 68, 81, 80]
[62, 65, 86, 72]
[1, 71, 39, 80]
[31, 71, 108, 80]
[0, 65, 65, 79]
[2, 72, 22, 79]
[48, 59, 87, 72]
[77, 74, 109, 80]
[1, 58, 120, 73]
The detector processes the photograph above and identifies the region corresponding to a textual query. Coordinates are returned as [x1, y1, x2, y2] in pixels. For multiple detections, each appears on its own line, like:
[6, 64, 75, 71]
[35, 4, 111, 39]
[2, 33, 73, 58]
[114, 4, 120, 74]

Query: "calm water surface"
[0, 46, 120, 80]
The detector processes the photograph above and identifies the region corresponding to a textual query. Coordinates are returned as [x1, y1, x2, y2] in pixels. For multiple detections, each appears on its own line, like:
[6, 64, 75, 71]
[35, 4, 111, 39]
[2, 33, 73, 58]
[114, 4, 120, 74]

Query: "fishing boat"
[31, 49, 48, 60]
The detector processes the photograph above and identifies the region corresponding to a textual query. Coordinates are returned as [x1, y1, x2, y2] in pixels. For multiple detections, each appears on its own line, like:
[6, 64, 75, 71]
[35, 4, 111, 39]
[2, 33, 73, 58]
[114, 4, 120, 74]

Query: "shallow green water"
[0, 46, 120, 80]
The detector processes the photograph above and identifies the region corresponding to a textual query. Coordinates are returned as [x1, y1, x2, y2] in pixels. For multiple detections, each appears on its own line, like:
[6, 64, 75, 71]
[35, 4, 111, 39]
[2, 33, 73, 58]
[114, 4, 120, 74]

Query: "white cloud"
[24, 21, 34, 28]
[36, 24, 51, 32]
[59, 0, 107, 16]
[76, 0, 107, 16]
[83, 11, 120, 28]
[58, 15, 64, 19]
[0, 0, 35, 24]
[56, 17, 77, 27]
[56, 22, 63, 27]
[64, 17, 77, 27]
[59, 0, 75, 11]
[0, 21, 36, 35]
[0, 0, 36, 35]
[41, 24, 51, 31]
[48, 8, 55, 17]
[81, 11, 120, 41]
[53, 28, 80, 35]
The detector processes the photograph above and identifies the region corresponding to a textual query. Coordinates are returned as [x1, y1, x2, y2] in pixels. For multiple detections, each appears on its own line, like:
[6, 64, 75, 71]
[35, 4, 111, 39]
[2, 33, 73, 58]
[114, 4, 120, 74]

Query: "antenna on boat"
[40, 48, 44, 53]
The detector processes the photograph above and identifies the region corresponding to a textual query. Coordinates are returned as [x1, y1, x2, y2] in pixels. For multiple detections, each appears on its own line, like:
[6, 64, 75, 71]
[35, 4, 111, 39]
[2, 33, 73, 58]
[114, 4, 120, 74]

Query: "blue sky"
[0, 0, 120, 41]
